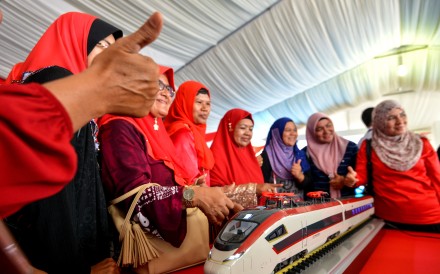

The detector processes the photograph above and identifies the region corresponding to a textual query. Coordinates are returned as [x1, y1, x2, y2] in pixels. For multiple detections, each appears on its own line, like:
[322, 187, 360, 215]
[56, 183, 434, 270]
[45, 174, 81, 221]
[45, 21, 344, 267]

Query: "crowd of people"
[1, 8, 440, 274]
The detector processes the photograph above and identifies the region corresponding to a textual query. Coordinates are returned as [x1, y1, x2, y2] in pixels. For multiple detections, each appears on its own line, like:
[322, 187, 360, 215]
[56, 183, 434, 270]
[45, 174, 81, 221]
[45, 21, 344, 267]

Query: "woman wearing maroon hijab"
[210, 108, 280, 208]
[164, 80, 215, 186]
[5, 12, 122, 274]
[98, 67, 235, 266]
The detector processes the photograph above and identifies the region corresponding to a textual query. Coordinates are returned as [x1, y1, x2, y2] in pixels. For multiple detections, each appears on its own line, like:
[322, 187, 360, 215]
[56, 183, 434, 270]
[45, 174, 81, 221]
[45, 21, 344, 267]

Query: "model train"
[204, 194, 374, 274]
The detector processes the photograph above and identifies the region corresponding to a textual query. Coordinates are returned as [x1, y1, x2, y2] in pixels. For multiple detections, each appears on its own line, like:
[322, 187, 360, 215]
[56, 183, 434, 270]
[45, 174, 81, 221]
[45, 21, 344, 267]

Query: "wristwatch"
[183, 186, 195, 208]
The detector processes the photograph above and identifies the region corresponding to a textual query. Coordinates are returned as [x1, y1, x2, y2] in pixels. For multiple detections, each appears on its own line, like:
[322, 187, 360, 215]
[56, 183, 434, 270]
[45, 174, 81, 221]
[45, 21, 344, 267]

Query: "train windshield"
[219, 220, 258, 243]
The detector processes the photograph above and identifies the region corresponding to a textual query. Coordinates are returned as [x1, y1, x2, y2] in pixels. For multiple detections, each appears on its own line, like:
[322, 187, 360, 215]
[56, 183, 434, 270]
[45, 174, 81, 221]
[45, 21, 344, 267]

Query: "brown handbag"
[108, 183, 209, 273]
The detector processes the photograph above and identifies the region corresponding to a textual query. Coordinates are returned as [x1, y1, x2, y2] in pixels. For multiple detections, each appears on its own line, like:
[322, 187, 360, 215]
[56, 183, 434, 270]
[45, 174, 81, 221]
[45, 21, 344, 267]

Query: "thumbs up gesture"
[88, 12, 164, 117]
[344, 166, 358, 187]
[291, 159, 305, 182]
[329, 166, 358, 190]
[43, 12, 165, 131]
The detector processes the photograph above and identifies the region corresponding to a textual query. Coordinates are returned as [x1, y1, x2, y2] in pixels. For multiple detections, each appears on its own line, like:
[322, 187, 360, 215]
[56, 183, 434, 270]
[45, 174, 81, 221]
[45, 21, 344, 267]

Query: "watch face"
[184, 187, 195, 201]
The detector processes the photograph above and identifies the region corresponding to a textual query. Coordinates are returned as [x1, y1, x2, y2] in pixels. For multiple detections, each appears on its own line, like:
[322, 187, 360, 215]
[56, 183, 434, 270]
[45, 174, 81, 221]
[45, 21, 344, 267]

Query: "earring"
[153, 117, 159, 131]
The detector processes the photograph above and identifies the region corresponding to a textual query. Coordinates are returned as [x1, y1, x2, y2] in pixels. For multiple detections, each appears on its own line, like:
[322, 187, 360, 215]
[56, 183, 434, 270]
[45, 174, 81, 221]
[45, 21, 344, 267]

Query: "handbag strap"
[109, 183, 160, 230]
[366, 139, 374, 196]
[109, 184, 156, 206]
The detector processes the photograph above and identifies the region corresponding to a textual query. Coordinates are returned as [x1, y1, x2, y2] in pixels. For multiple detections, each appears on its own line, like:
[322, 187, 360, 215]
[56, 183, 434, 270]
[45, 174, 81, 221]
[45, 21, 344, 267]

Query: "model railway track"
[276, 217, 373, 274]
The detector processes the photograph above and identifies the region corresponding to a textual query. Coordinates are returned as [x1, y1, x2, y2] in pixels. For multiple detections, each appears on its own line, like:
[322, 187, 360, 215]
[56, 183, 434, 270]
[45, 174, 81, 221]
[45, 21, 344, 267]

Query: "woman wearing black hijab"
[5, 12, 122, 274]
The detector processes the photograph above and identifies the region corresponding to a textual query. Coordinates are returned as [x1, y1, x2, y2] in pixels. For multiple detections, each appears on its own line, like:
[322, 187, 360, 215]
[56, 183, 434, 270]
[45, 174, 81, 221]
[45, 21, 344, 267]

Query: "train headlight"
[223, 252, 244, 262]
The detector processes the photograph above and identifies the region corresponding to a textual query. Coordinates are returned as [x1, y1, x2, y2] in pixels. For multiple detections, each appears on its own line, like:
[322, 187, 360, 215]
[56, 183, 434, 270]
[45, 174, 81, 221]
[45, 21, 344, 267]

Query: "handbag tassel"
[117, 221, 160, 268]
[109, 184, 162, 268]
[118, 222, 159, 268]
[133, 222, 160, 264]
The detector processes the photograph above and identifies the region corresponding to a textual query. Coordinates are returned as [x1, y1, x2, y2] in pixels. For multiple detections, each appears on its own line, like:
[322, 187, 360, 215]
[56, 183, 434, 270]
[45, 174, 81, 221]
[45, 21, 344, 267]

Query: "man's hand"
[90, 12, 163, 117]
[43, 12, 164, 131]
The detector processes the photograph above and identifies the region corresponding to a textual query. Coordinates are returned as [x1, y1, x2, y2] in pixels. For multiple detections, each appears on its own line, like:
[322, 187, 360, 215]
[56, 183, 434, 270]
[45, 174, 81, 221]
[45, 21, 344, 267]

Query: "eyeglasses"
[159, 80, 175, 98]
[96, 40, 111, 49]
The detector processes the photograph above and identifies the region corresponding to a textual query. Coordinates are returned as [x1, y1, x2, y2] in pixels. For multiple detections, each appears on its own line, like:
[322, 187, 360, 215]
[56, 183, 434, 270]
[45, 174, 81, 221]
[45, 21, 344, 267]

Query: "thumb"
[348, 166, 357, 175]
[117, 12, 163, 53]
[296, 159, 302, 164]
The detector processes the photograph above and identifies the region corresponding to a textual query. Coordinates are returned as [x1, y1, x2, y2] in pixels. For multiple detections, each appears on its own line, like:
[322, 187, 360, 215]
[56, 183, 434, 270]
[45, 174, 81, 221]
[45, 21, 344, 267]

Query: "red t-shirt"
[356, 138, 440, 224]
[0, 83, 76, 218]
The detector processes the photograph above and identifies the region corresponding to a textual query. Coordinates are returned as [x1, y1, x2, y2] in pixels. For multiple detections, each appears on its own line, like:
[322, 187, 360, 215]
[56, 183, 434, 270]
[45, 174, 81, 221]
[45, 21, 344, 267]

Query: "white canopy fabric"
[1, 0, 439, 147]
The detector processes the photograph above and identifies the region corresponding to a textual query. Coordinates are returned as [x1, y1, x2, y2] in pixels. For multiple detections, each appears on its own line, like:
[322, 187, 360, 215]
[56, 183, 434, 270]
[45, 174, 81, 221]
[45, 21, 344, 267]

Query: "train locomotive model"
[204, 194, 374, 274]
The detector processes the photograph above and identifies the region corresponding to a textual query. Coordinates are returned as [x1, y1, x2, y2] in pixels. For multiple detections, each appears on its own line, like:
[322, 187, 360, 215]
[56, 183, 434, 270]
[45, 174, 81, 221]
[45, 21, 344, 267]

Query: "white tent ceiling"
[1, 0, 440, 147]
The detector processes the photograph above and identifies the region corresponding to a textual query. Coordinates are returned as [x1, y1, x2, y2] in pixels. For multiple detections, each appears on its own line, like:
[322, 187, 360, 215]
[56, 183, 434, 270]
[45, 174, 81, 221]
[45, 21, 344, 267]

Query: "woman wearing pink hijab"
[303, 112, 358, 198]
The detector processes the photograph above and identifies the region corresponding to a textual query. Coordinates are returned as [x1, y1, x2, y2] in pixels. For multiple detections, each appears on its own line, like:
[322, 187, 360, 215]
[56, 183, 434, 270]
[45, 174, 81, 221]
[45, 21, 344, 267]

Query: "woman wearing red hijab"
[98, 68, 235, 257]
[210, 108, 281, 208]
[4, 12, 122, 274]
[164, 80, 215, 186]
